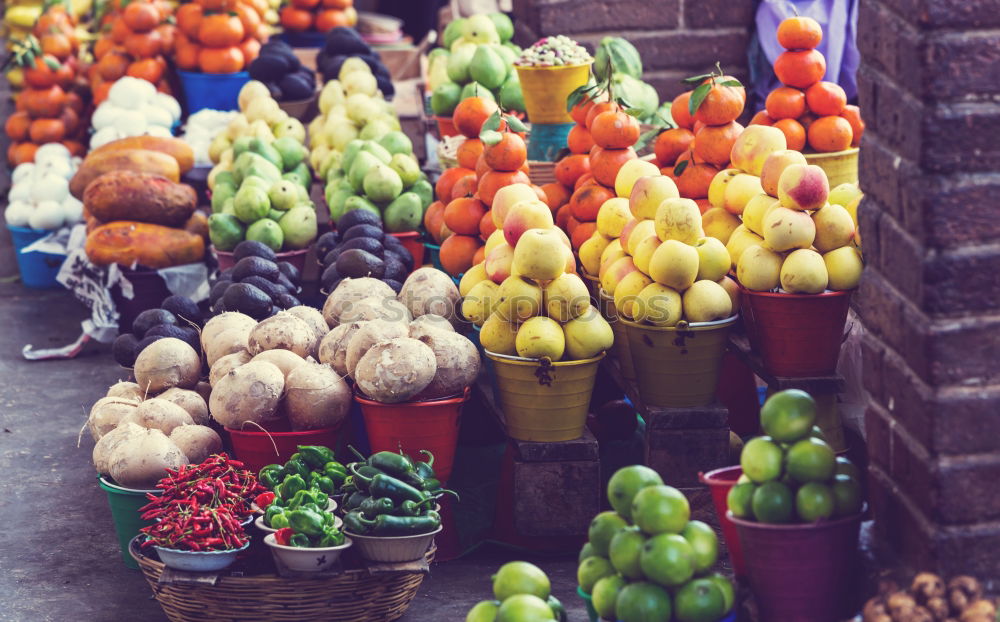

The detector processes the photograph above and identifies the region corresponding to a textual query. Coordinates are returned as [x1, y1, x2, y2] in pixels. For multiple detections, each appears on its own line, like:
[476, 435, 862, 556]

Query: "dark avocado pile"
[208, 240, 305, 319]
[248, 39, 318, 102]
[316, 209, 413, 294]
[112, 295, 203, 368]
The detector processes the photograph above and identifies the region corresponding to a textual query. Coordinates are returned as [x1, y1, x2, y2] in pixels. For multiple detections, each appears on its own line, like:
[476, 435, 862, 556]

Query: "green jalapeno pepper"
[297, 445, 336, 469]
[360, 496, 396, 518]
[343, 510, 372, 535]
[350, 464, 460, 505]
[344, 490, 369, 511]
[400, 498, 435, 516]
[367, 511, 441, 536]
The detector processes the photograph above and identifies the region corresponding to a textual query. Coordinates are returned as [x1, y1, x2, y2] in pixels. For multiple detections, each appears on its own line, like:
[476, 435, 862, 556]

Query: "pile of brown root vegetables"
[863, 572, 996, 622]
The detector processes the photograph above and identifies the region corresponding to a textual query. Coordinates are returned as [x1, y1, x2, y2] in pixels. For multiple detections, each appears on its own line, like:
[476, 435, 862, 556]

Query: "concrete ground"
[0, 231, 583, 621]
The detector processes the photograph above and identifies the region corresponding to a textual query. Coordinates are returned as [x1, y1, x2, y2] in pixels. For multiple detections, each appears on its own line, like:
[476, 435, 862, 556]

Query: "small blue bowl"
[153, 541, 250, 572]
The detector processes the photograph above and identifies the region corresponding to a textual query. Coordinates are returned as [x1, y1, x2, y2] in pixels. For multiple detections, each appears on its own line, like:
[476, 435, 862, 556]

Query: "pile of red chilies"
[138, 453, 265, 552]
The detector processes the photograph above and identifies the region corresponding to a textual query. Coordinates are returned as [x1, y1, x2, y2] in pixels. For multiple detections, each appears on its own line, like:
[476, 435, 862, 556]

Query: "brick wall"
[510, 0, 755, 101]
[857, 0, 1000, 577]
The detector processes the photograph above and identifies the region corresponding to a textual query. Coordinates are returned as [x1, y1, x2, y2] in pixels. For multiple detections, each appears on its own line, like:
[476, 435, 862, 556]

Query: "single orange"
[671, 91, 694, 129]
[805, 81, 847, 116]
[807, 115, 853, 152]
[571, 221, 597, 249]
[122, 2, 161, 33]
[198, 46, 244, 73]
[483, 132, 527, 172]
[749, 110, 774, 126]
[774, 49, 826, 89]
[479, 210, 497, 240]
[540, 182, 571, 213]
[456, 138, 484, 170]
[444, 197, 488, 235]
[477, 169, 530, 207]
[773, 118, 806, 151]
[765, 86, 806, 120]
[585, 101, 619, 131]
[777, 16, 823, 50]
[840, 105, 864, 147]
[590, 109, 640, 149]
[435, 167, 475, 202]
[590, 146, 637, 187]
[693, 121, 743, 167]
[453, 96, 498, 139]
[554, 153, 591, 188]
[567, 124, 595, 154]
[694, 78, 745, 125]
[570, 183, 615, 222]
[653, 127, 695, 168]
[439, 234, 481, 276]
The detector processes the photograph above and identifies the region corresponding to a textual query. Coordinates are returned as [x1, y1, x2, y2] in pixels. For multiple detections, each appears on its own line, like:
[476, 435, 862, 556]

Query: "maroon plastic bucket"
[226, 420, 346, 473]
[699, 466, 746, 577]
[388, 231, 425, 271]
[111, 267, 171, 332]
[214, 247, 309, 273]
[354, 388, 469, 484]
[740, 289, 851, 377]
[730, 511, 863, 622]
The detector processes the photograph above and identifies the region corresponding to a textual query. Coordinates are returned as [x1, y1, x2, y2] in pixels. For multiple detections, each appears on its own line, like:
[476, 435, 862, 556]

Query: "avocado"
[341, 236, 383, 256]
[132, 308, 177, 338]
[386, 246, 414, 272]
[161, 295, 202, 325]
[321, 263, 341, 291]
[209, 280, 232, 305]
[233, 239, 278, 263]
[145, 324, 200, 351]
[232, 255, 280, 282]
[277, 261, 301, 284]
[336, 248, 386, 279]
[316, 231, 340, 258]
[383, 279, 403, 293]
[323, 278, 344, 295]
[343, 224, 384, 241]
[338, 208, 382, 232]
[280, 73, 313, 101]
[276, 293, 302, 309]
[240, 275, 287, 301]
[276, 272, 299, 294]
[223, 283, 274, 320]
[383, 252, 407, 282]
[324, 27, 371, 56]
[112, 333, 139, 368]
[322, 247, 343, 268]
[248, 54, 289, 82]
[135, 333, 167, 356]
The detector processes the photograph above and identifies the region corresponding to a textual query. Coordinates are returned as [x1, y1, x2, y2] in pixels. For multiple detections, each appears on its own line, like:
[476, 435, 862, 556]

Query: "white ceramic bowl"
[345, 525, 442, 563]
[263, 533, 352, 572]
[255, 514, 342, 534]
[252, 498, 337, 515]
[153, 541, 250, 572]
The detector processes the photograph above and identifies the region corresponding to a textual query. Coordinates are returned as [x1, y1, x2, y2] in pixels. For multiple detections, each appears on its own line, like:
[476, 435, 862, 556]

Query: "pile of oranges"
[280, 0, 356, 33]
[425, 95, 540, 277]
[548, 98, 640, 250]
[91, 0, 176, 99]
[174, 0, 270, 74]
[651, 71, 747, 210]
[751, 16, 864, 152]
[5, 6, 87, 164]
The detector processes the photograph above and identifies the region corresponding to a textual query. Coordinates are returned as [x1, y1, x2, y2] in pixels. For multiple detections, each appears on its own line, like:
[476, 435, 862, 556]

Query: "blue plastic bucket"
[424, 242, 442, 270]
[280, 30, 326, 48]
[178, 70, 249, 114]
[527, 122, 574, 162]
[7, 225, 65, 289]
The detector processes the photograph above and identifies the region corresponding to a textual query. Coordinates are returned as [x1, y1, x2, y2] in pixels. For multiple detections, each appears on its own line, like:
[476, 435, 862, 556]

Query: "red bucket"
[740, 289, 851, 377]
[730, 511, 863, 622]
[388, 231, 425, 271]
[354, 388, 469, 484]
[435, 115, 459, 138]
[225, 420, 346, 472]
[699, 466, 746, 578]
[214, 246, 309, 273]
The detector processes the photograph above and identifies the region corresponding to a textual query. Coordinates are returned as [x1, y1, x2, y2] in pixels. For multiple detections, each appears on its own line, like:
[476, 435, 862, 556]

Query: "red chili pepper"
[274, 528, 293, 546]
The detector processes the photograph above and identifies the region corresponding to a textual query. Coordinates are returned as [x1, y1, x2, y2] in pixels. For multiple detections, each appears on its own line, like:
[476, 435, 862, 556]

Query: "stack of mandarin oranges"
[91, 0, 177, 101]
[174, 0, 270, 74]
[5, 5, 87, 164]
[751, 15, 864, 152]
[425, 95, 542, 277]
[548, 98, 640, 250]
[280, 0, 356, 34]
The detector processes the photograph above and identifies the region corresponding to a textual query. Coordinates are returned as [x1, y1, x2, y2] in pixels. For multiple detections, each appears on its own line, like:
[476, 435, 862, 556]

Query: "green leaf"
[634, 127, 662, 151]
[505, 115, 527, 133]
[682, 73, 713, 85]
[624, 107, 644, 118]
[480, 130, 503, 146]
[688, 83, 711, 117]
[673, 159, 689, 177]
[566, 89, 585, 112]
[721, 79, 743, 88]
[44, 56, 60, 71]
[481, 110, 502, 132]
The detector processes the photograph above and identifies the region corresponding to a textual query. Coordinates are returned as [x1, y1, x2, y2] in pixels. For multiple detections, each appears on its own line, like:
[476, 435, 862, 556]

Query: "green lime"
[576, 556, 614, 594]
[591, 574, 626, 620]
[760, 389, 816, 443]
[751, 481, 794, 523]
[496, 594, 554, 622]
[466, 600, 500, 622]
[639, 534, 694, 587]
[578, 542, 595, 563]
[631, 485, 690, 535]
[681, 520, 718, 572]
[704, 572, 735, 612]
[740, 436, 784, 483]
[835, 456, 860, 480]
[588, 511, 628, 557]
[786, 437, 836, 483]
[795, 482, 835, 522]
[726, 481, 756, 519]
[607, 465, 663, 520]
[736, 474, 751, 485]
[831, 473, 864, 517]
[492, 561, 550, 601]
[608, 526, 646, 580]
[615, 581, 672, 622]
[674, 578, 727, 622]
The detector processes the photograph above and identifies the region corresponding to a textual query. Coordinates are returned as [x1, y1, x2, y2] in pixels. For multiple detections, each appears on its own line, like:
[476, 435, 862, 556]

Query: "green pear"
[389, 153, 421, 187]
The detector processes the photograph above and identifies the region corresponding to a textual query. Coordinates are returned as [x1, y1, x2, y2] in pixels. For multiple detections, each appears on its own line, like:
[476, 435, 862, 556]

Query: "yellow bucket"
[804, 147, 858, 187]
[485, 351, 605, 442]
[515, 63, 592, 124]
[597, 288, 636, 381]
[623, 316, 737, 407]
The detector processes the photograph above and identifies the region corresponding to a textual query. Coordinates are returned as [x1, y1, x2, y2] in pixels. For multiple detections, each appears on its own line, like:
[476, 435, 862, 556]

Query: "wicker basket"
[130, 537, 433, 622]
[527, 160, 556, 185]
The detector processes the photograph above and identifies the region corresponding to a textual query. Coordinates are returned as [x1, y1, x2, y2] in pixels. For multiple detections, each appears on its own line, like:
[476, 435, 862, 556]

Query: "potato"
[284, 362, 352, 430]
[169, 425, 223, 464]
[414, 328, 481, 399]
[322, 277, 396, 326]
[409, 314, 455, 338]
[134, 337, 201, 394]
[248, 312, 318, 358]
[121, 398, 194, 435]
[88, 396, 140, 441]
[108, 427, 188, 489]
[156, 387, 210, 426]
[209, 360, 285, 428]
[338, 296, 412, 324]
[355, 338, 437, 403]
[106, 381, 144, 401]
[201, 312, 256, 366]
[93, 422, 145, 475]
[285, 306, 329, 343]
[345, 319, 409, 378]
[399, 267, 461, 322]
[317, 321, 366, 377]
[251, 349, 307, 380]
[209, 350, 252, 386]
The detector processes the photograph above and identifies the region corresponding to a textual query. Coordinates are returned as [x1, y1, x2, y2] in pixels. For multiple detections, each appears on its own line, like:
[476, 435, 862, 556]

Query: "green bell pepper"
[264, 504, 286, 526]
[270, 513, 290, 529]
[287, 508, 326, 537]
[287, 488, 329, 509]
[309, 472, 336, 494]
[275, 474, 307, 501]
[258, 464, 285, 489]
[298, 445, 336, 469]
[324, 462, 348, 486]
[284, 454, 311, 479]
[290, 533, 312, 548]
[318, 525, 345, 548]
